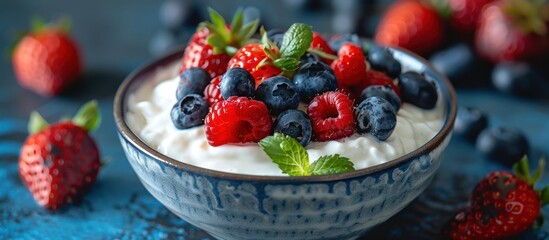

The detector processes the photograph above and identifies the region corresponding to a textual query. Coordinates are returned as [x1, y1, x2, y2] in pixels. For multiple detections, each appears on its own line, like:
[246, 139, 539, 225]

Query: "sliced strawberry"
[204, 96, 272, 146]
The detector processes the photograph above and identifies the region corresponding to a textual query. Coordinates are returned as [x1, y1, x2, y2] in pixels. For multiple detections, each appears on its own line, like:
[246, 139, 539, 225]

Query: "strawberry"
[204, 75, 223, 106]
[307, 91, 356, 141]
[345, 70, 400, 101]
[179, 8, 259, 78]
[374, 0, 444, 55]
[19, 101, 101, 210]
[475, 0, 549, 63]
[448, 0, 497, 34]
[447, 156, 549, 239]
[330, 43, 368, 86]
[12, 19, 82, 97]
[311, 32, 336, 64]
[227, 23, 314, 86]
[204, 96, 272, 146]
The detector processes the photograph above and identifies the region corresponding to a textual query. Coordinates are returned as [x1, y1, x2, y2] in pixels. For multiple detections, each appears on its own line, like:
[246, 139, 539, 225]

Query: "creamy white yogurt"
[126, 62, 444, 176]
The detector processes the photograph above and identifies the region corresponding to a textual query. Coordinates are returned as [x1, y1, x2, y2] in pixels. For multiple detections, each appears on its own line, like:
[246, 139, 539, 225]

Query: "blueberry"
[398, 72, 438, 109]
[367, 44, 401, 79]
[300, 52, 321, 66]
[492, 62, 546, 98]
[170, 94, 209, 129]
[359, 85, 401, 111]
[293, 62, 338, 103]
[454, 107, 488, 141]
[274, 109, 312, 146]
[255, 76, 300, 116]
[266, 29, 285, 48]
[176, 68, 211, 100]
[476, 126, 529, 166]
[354, 97, 397, 141]
[430, 43, 475, 80]
[328, 33, 361, 52]
[220, 67, 255, 99]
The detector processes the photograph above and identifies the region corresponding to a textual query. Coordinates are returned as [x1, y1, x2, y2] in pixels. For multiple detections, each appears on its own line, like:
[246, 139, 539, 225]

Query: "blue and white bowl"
[114, 46, 457, 240]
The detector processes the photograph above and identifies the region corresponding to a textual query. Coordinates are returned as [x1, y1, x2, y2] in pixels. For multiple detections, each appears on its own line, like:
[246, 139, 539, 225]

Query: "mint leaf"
[279, 23, 313, 59]
[273, 57, 300, 71]
[259, 133, 309, 176]
[309, 154, 355, 175]
[72, 100, 101, 132]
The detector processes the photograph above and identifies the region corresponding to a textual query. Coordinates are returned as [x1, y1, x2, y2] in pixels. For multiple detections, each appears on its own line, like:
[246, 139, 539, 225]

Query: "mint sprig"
[259, 133, 355, 176]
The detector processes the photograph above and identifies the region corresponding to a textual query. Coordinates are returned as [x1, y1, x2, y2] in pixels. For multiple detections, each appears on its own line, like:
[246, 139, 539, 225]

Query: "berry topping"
[293, 61, 338, 103]
[354, 97, 397, 141]
[171, 94, 209, 129]
[273, 109, 312, 147]
[310, 32, 336, 63]
[331, 43, 368, 86]
[352, 70, 400, 101]
[359, 85, 401, 111]
[476, 126, 529, 166]
[454, 107, 488, 142]
[204, 76, 223, 106]
[227, 43, 283, 86]
[220, 67, 255, 99]
[176, 67, 211, 99]
[307, 91, 356, 141]
[255, 76, 300, 116]
[398, 71, 438, 109]
[204, 96, 272, 146]
[367, 43, 401, 79]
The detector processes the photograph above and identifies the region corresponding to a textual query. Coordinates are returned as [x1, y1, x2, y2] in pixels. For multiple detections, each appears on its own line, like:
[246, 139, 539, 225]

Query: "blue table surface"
[1, 1, 549, 239]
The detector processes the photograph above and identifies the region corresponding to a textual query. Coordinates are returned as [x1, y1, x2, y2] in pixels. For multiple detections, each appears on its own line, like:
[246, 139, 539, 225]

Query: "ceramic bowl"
[114, 45, 457, 240]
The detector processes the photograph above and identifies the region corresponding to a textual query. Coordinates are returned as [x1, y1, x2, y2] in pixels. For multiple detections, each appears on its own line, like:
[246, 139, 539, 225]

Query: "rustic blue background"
[1, 1, 549, 239]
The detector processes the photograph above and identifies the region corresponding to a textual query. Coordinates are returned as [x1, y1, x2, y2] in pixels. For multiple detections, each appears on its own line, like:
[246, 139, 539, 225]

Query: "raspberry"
[307, 91, 356, 141]
[204, 76, 223, 106]
[204, 96, 272, 146]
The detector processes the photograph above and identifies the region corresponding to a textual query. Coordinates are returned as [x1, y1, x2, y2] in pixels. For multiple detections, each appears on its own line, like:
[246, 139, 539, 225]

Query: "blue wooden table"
[2, 1, 549, 239]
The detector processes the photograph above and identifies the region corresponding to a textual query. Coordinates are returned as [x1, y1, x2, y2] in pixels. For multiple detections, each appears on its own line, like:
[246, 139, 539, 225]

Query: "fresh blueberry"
[293, 62, 338, 103]
[300, 52, 321, 66]
[398, 72, 438, 109]
[492, 62, 546, 98]
[220, 67, 255, 99]
[176, 68, 211, 100]
[430, 43, 475, 81]
[367, 44, 401, 79]
[255, 76, 300, 116]
[267, 29, 285, 49]
[328, 33, 361, 52]
[274, 109, 312, 146]
[354, 96, 397, 141]
[359, 85, 401, 111]
[170, 94, 209, 129]
[476, 126, 529, 166]
[454, 107, 488, 142]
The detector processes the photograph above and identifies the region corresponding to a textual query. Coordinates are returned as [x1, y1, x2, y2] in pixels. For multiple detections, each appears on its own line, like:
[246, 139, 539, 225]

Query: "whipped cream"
[126, 62, 445, 176]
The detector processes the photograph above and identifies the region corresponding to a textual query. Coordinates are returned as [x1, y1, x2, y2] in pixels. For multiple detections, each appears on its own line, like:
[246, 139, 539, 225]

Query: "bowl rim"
[113, 45, 457, 182]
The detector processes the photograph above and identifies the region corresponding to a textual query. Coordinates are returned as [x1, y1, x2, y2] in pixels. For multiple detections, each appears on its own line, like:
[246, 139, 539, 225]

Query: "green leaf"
[273, 57, 300, 71]
[540, 186, 549, 206]
[72, 100, 101, 132]
[230, 8, 244, 34]
[259, 133, 309, 176]
[28, 111, 49, 134]
[207, 34, 227, 50]
[31, 17, 46, 32]
[513, 155, 532, 184]
[239, 20, 259, 41]
[279, 23, 313, 59]
[207, 8, 230, 42]
[532, 157, 546, 184]
[309, 154, 355, 176]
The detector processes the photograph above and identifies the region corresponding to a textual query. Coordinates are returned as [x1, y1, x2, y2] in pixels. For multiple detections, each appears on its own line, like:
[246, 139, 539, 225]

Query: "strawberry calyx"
[503, 0, 548, 36]
[512, 155, 549, 205]
[28, 100, 101, 134]
[201, 8, 259, 56]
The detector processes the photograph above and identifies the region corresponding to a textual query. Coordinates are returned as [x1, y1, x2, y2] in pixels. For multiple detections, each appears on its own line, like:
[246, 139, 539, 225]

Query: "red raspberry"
[204, 96, 272, 146]
[204, 76, 223, 106]
[331, 43, 367, 86]
[307, 91, 356, 141]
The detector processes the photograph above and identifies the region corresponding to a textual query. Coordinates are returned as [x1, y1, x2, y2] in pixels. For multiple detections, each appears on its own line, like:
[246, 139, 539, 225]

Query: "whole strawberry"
[179, 8, 259, 78]
[19, 101, 101, 210]
[475, 0, 549, 62]
[447, 156, 549, 239]
[449, 0, 497, 34]
[227, 23, 313, 86]
[374, 0, 444, 55]
[12, 19, 82, 97]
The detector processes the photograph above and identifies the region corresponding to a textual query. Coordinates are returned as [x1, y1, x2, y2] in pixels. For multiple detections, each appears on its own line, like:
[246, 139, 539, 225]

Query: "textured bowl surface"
[114, 46, 457, 240]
